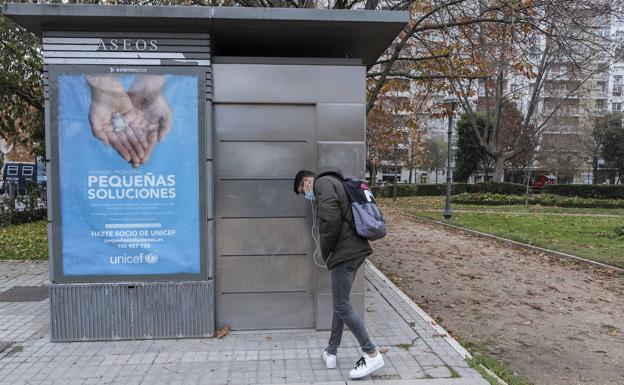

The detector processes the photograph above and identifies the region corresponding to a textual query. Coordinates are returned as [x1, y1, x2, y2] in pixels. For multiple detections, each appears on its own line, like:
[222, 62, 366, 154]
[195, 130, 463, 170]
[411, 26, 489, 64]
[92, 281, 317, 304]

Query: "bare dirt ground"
[370, 207, 624, 385]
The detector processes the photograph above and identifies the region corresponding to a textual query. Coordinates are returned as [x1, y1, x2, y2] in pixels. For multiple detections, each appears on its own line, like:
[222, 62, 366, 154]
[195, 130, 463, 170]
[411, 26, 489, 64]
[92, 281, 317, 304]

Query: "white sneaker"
[322, 349, 337, 369]
[349, 353, 384, 379]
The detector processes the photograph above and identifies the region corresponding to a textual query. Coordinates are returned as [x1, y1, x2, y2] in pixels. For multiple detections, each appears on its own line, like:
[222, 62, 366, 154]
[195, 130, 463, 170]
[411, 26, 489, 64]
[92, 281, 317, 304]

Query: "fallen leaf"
[366, 308, 376, 313]
[265, 336, 272, 342]
[379, 346, 390, 354]
[215, 325, 230, 339]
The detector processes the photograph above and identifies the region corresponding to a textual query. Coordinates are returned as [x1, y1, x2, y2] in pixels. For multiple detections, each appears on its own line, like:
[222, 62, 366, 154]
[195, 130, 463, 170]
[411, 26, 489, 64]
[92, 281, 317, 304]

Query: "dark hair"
[293, 170, 315, 194]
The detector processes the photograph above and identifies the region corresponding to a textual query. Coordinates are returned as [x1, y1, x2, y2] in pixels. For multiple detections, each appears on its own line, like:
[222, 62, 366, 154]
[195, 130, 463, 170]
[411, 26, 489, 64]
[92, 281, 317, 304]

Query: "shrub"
[451, 192, 624, 208]
[451, 193, 525, 205]
[370, 182, 525, 198]
[0, 191, 47, 227]
[542, 184, 624, 199]
[466, 182, 526, 195]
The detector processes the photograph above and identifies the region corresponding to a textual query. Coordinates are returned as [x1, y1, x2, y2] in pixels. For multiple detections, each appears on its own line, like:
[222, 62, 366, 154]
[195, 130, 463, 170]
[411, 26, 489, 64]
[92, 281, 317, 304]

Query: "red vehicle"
[531, 175, 556, 191]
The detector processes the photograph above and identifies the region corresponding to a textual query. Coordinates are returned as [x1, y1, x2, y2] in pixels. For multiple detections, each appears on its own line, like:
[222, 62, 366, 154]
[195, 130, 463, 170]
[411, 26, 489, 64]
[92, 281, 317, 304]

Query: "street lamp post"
[443, 94, 459, 220]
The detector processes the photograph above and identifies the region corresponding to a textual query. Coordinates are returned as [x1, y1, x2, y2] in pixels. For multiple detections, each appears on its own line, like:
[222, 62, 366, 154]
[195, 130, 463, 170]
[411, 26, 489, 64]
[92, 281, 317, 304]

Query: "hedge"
[452, 193, 624, 208]
[0, 193, 47, 227]
[542, 184, 624, 199]
[0, 208, 47, 227]
[371, 182, 526, 198]
[372, 182, 624, 200]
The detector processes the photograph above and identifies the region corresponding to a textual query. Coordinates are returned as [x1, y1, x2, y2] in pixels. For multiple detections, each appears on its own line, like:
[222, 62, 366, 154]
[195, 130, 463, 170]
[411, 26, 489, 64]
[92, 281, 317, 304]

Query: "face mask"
[304, 191, 316, 201]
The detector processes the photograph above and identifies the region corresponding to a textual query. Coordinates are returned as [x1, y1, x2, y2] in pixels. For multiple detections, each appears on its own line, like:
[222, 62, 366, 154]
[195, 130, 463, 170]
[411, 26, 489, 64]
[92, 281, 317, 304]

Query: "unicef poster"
[57, 72, 200, 276]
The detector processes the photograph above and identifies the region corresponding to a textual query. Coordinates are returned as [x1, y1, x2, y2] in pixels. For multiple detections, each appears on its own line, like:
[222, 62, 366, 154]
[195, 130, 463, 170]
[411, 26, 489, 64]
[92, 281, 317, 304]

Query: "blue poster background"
[58, 74, 200, 276]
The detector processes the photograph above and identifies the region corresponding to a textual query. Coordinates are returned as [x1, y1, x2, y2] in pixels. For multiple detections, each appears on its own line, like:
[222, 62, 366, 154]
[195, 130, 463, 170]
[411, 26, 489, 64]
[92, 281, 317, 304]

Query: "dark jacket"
[314, 168, 372, 270]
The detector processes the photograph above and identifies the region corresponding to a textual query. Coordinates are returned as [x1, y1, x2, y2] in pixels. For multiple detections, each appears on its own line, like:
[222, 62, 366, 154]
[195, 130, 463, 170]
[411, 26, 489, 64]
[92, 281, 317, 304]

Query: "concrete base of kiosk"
[50, 281, 213, 342]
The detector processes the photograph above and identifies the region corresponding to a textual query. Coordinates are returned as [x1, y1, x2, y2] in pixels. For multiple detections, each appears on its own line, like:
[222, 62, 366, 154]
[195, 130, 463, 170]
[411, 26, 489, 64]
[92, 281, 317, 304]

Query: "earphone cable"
[310, 198, 327, 268]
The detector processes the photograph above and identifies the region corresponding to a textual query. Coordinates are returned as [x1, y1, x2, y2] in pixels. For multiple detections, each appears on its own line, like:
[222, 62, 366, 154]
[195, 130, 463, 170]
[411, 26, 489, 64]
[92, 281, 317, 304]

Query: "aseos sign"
[97, 39, 159, 52]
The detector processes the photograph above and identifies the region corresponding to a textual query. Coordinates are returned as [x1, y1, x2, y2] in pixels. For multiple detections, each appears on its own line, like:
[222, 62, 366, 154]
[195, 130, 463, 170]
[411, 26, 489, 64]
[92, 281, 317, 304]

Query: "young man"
[293, 168, 384, 379]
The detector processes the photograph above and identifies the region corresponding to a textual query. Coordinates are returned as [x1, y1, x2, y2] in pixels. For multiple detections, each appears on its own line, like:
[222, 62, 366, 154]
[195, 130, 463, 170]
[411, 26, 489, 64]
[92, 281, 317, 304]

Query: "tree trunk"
[407, 146, 412, 184]
[435, 167, 438, 184]
[493, 157, 505, 182]
[370, 164, 378, 186]
[592, 157, 598, 184]
[8, 182, 17, 211]
[393, 146, 399, 201]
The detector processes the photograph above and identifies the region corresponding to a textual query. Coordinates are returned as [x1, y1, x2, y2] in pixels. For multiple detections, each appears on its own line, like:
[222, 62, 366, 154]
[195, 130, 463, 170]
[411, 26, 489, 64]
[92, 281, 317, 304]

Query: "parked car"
[530, 174, 556, 192]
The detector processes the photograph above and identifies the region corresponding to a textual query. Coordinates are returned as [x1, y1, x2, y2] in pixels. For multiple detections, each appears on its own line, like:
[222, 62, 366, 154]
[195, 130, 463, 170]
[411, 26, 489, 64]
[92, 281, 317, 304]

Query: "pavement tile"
[0, 260, 487, 384]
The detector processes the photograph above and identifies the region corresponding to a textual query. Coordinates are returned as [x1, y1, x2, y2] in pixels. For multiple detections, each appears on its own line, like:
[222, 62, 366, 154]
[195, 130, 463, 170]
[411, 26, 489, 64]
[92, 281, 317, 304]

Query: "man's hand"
[303, 177, 314, 193]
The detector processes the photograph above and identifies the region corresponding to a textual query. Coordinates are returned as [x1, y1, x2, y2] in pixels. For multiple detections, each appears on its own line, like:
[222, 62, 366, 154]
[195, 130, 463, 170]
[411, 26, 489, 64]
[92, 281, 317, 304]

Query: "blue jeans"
[326, 256, 376, 355]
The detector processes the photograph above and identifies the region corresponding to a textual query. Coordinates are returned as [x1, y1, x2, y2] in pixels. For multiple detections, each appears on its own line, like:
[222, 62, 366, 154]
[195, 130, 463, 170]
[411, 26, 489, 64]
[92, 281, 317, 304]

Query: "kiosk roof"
[3, 4, 408, 68]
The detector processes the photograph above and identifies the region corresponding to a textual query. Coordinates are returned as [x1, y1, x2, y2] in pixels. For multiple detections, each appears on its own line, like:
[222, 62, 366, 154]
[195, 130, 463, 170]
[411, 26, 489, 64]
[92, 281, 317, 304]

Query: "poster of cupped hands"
[57, 70, 201, 277]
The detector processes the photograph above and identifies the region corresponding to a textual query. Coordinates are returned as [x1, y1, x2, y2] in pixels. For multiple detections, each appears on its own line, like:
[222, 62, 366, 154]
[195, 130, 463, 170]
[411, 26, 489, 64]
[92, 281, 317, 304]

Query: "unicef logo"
[109, 253, 159, 265]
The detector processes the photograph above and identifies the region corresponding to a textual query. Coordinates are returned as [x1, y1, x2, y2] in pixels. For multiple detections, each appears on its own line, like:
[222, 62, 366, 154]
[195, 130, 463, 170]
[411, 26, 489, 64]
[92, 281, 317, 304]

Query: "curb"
[283, 379, 491, 385]
[402, 213, 624, 274]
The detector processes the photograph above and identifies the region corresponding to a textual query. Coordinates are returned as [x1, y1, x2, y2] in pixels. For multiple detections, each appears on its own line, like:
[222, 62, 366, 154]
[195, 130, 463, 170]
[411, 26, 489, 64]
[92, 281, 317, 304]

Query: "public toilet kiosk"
[4, 3, 408, 341]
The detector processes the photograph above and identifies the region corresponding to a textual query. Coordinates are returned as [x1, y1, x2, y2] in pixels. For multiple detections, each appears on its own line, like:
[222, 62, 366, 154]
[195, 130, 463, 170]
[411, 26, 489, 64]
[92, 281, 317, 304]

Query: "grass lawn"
[0, 220, 48, 260]
[382, 196, 624, 269]
[458, 338, 534, 385]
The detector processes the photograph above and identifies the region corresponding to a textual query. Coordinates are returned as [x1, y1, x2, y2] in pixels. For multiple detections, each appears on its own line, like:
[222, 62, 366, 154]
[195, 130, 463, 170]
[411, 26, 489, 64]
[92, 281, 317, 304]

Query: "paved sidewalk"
[0, 260, 489, 385]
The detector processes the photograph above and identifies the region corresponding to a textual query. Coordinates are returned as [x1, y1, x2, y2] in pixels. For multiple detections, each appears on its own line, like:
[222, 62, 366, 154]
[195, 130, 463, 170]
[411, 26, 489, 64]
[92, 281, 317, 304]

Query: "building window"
[597, 81, 607, 92]
[614, 103, 623, 111]
[22, 166, 34, 176]
[6, 165, 18, 176]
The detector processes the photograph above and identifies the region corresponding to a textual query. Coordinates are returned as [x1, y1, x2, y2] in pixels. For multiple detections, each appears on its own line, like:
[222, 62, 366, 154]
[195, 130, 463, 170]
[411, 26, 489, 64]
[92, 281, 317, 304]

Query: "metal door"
[214, 104, 316, 329]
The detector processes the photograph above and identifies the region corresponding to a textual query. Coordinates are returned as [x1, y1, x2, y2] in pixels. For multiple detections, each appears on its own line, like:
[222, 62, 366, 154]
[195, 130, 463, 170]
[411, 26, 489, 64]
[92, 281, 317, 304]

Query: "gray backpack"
[341, 179, 387, 241]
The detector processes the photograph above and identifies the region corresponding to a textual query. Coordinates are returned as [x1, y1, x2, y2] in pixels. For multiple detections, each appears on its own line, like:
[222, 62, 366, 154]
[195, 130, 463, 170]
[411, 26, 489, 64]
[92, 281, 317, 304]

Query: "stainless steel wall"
[213, 63, 366, 330]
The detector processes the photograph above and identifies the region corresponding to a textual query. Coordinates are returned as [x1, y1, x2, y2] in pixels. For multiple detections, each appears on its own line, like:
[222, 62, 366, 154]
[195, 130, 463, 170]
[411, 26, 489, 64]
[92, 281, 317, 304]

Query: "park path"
[370, 206, 624, 385]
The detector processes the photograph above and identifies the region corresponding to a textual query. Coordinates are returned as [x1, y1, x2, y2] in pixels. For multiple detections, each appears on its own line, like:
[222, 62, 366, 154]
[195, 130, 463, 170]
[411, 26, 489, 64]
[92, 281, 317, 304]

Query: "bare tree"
[421, 136, 447, 184]
[366, 77, 418, 185]
[431, 1, 624, 181]
[536, 133, 586, 183]
[581, 113, 614, 184]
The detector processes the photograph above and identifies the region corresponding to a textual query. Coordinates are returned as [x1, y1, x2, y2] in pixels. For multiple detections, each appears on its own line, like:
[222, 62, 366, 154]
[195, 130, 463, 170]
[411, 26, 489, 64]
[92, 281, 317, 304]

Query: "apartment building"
[370, 3, 623, 185]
